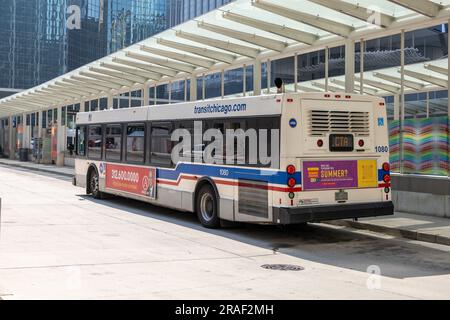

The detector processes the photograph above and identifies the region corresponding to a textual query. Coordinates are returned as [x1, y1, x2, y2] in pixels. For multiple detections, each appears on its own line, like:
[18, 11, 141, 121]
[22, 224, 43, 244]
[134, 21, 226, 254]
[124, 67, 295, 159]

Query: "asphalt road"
[0, 165, 450, 299]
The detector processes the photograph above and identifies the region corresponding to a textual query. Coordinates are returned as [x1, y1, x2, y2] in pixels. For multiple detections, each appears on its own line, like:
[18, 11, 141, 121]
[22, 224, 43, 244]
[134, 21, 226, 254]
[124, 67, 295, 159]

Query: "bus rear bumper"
[273, 201, 394, 225]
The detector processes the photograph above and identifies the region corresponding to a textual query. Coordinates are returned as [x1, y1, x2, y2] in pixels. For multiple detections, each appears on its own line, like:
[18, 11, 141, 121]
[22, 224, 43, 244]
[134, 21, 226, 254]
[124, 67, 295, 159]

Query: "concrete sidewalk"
[1, 158, 449, 247]
[0, 158, 73, 177]
[327, 212, 450, 246]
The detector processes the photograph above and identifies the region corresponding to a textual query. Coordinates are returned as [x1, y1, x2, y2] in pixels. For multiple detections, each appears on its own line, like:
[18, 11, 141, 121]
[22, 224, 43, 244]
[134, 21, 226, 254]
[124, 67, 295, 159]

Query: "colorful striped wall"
[388, 117, 449, 176]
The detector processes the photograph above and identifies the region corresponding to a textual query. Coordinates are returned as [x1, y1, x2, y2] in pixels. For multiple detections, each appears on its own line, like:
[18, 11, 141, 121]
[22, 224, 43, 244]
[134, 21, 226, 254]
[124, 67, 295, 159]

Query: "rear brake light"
[286, 165, 296, 175]
[345, 95, 351, 99]
[287, 178, 296, 188]
[382, 162, 390, 171]
[383, 174, 391, 183]
[335, 95, 341, 99]
[287, 98, 293, 103]
[317, 139, 324, 147]
[358, 139, 365, 147]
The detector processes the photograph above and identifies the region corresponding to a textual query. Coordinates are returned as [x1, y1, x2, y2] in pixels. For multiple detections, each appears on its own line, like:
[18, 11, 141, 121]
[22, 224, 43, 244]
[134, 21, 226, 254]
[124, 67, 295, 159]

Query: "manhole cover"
[261, 264, 304, 271]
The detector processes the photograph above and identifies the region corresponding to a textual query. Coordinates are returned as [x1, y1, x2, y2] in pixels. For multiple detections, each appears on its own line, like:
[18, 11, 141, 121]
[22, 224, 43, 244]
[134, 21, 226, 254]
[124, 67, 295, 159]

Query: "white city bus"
[73, 92, 393, 228]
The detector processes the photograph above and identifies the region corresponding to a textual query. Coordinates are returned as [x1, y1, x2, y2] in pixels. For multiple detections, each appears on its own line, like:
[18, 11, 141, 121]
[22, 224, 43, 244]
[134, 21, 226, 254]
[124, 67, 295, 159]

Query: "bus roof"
[76, 92, 383, 125]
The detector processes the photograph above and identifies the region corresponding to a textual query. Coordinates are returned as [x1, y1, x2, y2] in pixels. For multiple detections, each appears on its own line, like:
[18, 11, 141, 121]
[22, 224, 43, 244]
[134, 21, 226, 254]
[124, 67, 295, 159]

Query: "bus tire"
[196, 184, 220, 229]
[89, 169, 104, 199]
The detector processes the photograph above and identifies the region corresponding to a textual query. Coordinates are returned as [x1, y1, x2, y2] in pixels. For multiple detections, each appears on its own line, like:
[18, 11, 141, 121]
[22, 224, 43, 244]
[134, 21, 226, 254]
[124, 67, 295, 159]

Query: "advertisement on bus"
[302, 160, 378, 190]
[105, 163, 156, 199]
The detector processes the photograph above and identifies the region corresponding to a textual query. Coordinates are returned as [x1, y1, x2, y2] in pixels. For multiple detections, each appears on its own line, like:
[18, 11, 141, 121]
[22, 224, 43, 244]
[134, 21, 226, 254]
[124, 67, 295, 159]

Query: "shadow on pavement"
[78, 193, 450, 280]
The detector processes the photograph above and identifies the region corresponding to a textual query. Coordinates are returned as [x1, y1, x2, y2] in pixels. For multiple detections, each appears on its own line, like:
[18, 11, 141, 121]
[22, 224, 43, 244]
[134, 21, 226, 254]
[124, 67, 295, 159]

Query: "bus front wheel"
[196, 184, 220, 229]
[89, 170, 104, 199]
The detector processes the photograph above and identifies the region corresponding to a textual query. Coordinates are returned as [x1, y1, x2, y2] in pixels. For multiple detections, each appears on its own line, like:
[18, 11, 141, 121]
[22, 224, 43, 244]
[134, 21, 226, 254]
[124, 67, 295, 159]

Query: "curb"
[326, 219, 450, 247]
[0, 161, 73, 178]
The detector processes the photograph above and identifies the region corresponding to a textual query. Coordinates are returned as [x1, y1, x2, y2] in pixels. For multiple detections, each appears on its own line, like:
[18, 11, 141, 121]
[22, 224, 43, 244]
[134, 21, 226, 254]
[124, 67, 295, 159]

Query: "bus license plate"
[335, 190, 348, 202]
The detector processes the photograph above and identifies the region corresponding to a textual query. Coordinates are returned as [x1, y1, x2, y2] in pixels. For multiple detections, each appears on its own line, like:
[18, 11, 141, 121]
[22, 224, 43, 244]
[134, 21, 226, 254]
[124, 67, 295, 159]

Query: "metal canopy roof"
[1, 0, 450, 117]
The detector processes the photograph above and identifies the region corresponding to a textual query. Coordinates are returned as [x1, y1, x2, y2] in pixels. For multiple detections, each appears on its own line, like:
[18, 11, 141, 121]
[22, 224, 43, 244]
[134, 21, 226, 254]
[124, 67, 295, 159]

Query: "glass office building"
[167, 0, 233, 27]
[0, 0, 169, 97]
[69, 0, 168, 70]
[0, 0, 68, 96]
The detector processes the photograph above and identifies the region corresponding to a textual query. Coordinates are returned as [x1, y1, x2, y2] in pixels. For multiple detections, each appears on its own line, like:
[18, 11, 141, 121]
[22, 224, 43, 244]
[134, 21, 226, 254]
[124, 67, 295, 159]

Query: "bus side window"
[254, 117, 280, 168]
[76, 126, 86, 157]
[88, 125, 103, 160]
[150, 122, 173, 167]
[207, 119, 246, 165]
[105, 124, 122, 162]
[126, 123, 145, 163]
[173, 120, 194, 164]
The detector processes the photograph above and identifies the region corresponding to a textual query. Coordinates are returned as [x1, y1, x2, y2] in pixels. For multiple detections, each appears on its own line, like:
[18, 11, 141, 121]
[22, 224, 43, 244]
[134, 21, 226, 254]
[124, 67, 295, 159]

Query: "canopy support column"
[345, 39, 355, 93]
[143, 84, 149, 107]
[38, 111, 43, 140]
[107, 91, 114, 110]
[253, 60, 262, 96]
[190, 75, 197, 101]
[56, 106, 64, 166]
[9, 116, 14, 160]
[394, 95, 400, 121]
[23, 113, 30, 149]
[400, 29, 405, 175]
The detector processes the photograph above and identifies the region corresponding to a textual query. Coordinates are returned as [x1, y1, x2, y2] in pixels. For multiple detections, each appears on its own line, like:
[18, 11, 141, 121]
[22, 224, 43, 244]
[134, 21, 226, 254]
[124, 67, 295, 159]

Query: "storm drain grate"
[261, 264, 304, 271]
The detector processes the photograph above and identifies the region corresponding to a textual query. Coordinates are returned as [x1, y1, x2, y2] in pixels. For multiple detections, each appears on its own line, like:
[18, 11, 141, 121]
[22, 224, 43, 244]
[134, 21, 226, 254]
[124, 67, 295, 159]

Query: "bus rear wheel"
[89, 170, 103, 199]
[196, 184, 220, 229]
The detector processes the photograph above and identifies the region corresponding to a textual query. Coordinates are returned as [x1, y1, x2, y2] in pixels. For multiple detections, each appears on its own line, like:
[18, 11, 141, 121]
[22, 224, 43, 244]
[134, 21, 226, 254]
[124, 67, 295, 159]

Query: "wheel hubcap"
[200, 193, 214, 222]
[91, 174, 99, 193]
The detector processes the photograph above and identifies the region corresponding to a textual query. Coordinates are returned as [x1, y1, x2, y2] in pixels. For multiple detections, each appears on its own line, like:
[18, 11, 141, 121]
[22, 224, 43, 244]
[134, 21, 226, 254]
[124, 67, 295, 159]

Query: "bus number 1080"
[375, 146, 389, 153]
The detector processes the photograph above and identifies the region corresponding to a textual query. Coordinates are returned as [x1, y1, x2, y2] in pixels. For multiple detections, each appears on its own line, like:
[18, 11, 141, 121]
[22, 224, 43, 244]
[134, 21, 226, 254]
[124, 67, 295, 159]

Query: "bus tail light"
[317, 139, 324, 147]
[287, 178, 296, 188]
[286, 165, 296, 175]
[383, 174, 391, 183]
[358, 139, 365, 147]
[382, 162, 390, 171]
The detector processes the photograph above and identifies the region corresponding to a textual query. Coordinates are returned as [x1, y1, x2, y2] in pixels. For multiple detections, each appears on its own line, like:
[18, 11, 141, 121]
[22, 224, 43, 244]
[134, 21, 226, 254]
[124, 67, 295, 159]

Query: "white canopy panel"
[1, 0, 450, 117]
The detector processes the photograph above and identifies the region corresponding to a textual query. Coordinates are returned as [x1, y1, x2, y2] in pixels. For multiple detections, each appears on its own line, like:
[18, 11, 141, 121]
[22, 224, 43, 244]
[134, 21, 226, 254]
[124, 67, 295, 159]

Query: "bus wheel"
[196, 184, 220, 229]
[89, 170, 103, 199]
